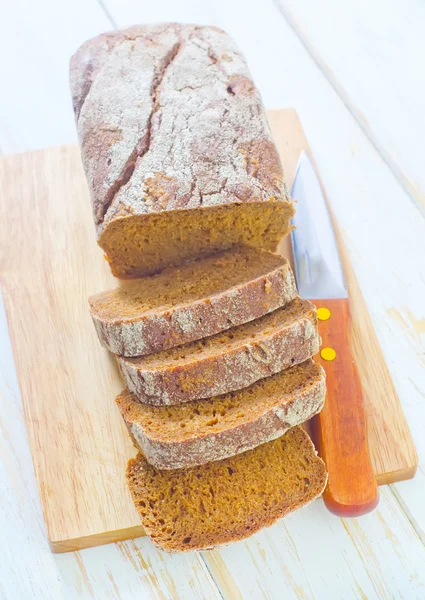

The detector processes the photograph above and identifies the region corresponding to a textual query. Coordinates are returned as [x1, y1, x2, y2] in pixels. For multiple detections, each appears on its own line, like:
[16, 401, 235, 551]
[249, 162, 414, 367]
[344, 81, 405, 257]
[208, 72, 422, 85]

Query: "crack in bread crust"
[70, 24, 291, 237]
[100, 38, 183, 222]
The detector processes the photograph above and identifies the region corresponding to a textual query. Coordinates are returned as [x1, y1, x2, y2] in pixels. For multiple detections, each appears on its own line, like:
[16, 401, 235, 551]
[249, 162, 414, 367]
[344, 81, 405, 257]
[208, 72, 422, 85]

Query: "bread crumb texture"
[89, 246, 297, 356]
[126, 426, 327, 551]
[117, 297, 320, 404]
[70, 24, 293, 277]
[99, 203, 293, 278]
[116, 359, 326, 469]
[91, 247, 289, 321]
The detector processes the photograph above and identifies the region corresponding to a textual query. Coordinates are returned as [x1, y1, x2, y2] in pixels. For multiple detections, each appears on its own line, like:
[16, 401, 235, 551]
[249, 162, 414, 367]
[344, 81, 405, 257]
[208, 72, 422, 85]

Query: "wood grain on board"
[0, 109, 416, 553]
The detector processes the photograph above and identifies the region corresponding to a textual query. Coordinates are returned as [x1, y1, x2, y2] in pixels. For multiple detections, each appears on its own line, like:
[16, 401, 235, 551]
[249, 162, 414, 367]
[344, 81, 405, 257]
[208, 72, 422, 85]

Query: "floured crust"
[89, 247, 297, 356]
[70, 23, 291, 233]
[117, 297, 320, 405]
[117, 360, 326, 469]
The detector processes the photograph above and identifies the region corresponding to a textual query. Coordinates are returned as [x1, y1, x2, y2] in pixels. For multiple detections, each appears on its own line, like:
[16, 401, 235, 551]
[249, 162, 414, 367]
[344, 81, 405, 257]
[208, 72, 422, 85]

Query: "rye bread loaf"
[70, 24, 294, 278]
[117, 359, 325, 469]
[126, 426, 327, 551]
[118, 297, 319, 405]
[89, 246, 297, 357]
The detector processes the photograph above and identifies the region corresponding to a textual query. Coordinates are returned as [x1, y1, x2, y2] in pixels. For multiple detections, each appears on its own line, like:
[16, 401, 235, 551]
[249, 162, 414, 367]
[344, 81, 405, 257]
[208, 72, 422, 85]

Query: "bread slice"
[126, 426, 327, 551]
[118, 297, 319, 405]
[89, 247, 297, 357]
[117, 360, 325, 469]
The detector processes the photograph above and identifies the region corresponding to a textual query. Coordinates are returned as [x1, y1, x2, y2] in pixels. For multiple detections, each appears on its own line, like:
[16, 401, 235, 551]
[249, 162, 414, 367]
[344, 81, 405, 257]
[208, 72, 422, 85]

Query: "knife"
[291, 150, 379, 517]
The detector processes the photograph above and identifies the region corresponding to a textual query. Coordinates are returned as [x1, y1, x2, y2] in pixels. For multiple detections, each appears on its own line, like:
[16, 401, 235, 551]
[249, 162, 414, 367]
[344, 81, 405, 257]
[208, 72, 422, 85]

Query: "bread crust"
[117, 361, 326, 469]
[117, 298, 320, 405]
[70, 24, 291, 233]
[89, 249, 297, 357]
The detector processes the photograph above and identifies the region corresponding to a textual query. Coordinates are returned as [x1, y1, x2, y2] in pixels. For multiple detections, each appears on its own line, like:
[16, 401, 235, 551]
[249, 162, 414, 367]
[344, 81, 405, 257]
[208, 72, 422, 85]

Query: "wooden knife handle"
[311, 298, 379, 517]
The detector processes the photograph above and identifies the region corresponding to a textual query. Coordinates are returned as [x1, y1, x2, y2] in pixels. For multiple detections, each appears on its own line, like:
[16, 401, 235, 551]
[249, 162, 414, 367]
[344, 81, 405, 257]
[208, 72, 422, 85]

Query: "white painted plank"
[0, 0, 111, 154]
[275, 0, 425, 214]
[0, 291, 221, 599]
[204, 488, 425, 599]
[55, 540, 221, 600]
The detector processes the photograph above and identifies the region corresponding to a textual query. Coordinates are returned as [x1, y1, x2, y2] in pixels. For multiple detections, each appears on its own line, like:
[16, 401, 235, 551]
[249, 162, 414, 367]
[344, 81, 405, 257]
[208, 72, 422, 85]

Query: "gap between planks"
[199, 556, 229, 600]
[389, 484, 425, 549]
[272, 0, 425, 219]
[96, 0, 118, 28]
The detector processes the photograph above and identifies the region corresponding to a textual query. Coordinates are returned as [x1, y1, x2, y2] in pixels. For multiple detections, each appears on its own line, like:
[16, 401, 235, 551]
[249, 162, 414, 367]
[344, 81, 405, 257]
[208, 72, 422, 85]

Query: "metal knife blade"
[291, 151, 347, 300]
[290, 150, 379, 517]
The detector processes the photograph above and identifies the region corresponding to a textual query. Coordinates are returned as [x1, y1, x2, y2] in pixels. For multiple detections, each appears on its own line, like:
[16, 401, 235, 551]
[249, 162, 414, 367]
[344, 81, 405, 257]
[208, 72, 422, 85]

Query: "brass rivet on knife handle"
[317, 307, 331, 321]
[321, 347, 336, 361]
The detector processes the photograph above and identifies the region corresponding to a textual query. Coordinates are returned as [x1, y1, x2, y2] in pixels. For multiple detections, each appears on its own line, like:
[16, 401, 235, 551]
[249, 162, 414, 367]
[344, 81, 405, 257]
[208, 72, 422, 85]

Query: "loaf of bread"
[127, 426, 327, 551]
[69, 23, 329, 554]
[117, 359, 325, 469]
[89, 246, 297, 357]
[70, 24, 293, 277]
[118, 297, 320, 405]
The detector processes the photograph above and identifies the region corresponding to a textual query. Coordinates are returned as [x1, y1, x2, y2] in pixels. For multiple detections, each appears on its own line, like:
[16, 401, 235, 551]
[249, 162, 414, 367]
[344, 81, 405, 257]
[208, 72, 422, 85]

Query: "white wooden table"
[1, 1, 425, 598]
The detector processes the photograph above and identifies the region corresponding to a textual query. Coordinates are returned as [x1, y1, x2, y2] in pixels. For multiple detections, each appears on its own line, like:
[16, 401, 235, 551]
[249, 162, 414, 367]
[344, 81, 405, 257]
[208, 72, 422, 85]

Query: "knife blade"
[291, 150, 379, 517]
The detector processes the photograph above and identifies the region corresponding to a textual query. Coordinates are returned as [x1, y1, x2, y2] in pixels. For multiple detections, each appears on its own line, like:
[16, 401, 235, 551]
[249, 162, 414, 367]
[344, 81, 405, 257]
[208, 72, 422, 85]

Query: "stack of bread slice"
[71, 23, 328, 552]
[89, 247, 327, 551]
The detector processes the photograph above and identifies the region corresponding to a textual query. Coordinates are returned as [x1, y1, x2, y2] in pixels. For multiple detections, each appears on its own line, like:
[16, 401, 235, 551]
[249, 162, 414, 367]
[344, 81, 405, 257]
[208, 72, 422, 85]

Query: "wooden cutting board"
[0, 109, 417, 553]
